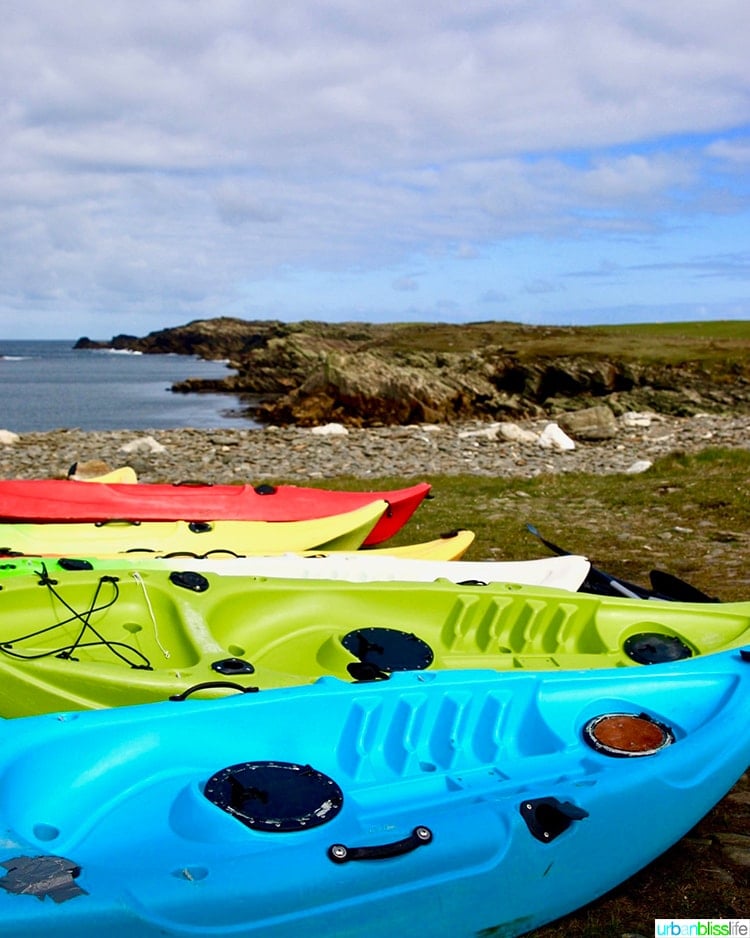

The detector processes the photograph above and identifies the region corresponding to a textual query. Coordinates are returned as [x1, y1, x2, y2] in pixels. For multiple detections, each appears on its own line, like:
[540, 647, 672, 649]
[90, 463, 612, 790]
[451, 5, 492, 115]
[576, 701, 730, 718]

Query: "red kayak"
[0, 479, 431, 546]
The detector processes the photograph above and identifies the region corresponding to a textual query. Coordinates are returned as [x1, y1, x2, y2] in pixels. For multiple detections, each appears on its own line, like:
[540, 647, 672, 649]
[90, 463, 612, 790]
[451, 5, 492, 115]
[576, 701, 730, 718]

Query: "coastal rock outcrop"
[75, 318, 750, 428]
[254, 350, 500, 427]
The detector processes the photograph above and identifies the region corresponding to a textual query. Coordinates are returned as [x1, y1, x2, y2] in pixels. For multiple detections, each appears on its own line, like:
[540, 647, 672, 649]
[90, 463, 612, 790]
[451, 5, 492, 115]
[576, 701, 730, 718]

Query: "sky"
[2, 0, 749, 340]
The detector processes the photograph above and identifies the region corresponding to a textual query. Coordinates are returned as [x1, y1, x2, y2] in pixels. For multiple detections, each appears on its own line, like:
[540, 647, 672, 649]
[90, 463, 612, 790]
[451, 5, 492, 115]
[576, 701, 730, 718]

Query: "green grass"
[296, 447, 750, 602]
[355, 319, 750, 367]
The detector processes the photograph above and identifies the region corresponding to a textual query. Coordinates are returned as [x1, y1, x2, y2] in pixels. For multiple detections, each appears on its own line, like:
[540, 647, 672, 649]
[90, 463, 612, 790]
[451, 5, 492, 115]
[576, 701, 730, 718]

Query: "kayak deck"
[1, 568, 750, 715]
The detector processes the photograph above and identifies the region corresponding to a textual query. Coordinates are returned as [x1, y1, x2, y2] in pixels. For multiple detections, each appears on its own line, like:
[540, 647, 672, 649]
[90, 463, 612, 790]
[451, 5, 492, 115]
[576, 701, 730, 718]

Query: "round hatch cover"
[583, 712, 675, 757]
[341, 627, 434, 672]
[203, 761, 344, 831]
[624, 632, 692, 665]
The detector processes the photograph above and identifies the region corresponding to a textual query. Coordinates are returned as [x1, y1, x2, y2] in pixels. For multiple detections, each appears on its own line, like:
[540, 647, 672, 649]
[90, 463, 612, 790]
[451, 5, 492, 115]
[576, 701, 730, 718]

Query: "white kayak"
[111, 551, 592, 590]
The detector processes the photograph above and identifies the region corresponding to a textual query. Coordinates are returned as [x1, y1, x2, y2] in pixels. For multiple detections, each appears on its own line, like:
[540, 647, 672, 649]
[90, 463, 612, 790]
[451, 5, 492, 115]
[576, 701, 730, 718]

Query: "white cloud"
[1, 0, 749, 336]
[706, 138, 750, 167]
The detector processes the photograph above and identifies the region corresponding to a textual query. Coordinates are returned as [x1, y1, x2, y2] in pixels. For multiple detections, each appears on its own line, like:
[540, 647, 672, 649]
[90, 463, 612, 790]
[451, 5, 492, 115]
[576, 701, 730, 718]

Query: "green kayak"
[0, 565, 748, 717]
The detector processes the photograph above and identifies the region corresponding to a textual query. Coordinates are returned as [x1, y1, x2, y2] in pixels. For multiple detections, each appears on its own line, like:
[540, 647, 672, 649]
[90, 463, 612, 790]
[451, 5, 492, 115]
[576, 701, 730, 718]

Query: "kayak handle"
[169, 681, 259, 701]
[94, 519, 141, 527]
[328, 826, 432, 864]
[160, 549, 243, 559]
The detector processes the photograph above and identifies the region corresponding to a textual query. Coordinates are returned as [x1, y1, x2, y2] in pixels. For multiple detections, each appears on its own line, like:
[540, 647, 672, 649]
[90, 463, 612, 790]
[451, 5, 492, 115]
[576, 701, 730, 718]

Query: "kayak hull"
[0, 479, 432, 545]
[0, 653, 747, 936]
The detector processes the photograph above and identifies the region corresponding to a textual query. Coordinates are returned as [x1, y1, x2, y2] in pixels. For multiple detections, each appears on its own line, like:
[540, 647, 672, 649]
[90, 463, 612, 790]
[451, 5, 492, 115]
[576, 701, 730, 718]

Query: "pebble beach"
[1, 412, 749, 483]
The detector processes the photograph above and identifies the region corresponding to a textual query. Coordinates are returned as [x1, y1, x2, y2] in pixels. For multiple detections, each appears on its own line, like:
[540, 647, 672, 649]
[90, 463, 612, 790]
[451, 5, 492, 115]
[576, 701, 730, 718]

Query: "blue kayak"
[0, 649, 748, 937]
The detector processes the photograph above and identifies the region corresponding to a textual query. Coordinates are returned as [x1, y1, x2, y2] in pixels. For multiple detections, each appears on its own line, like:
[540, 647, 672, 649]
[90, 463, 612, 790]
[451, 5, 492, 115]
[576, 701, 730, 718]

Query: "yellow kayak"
[0, 501, 388, 556]
[71, 465, 139, 484]
[11, 529, 476, 564]
[363, 528, 474, 560]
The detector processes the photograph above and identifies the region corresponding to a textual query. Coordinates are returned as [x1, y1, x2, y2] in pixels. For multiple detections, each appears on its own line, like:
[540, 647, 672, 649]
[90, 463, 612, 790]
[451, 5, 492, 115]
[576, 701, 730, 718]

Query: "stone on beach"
[118, 435, 168, 455]
[310, 423, 349, 436]
[556, 404, 618, 440]
[625, 460, 653, 475]
[497, 423, 540, 444]
[621, 411, 655, 429]
[538, 423, 576, 451]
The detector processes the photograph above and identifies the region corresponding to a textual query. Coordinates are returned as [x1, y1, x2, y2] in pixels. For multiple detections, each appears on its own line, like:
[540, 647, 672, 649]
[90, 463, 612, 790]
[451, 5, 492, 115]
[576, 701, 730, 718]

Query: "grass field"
[360, 318, 750, 368]
[322, 447, 750, 603]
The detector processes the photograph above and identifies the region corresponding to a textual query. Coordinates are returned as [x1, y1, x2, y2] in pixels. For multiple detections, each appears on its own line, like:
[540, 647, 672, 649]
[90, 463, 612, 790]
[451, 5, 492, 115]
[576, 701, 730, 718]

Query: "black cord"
[1, 574, 153, 669]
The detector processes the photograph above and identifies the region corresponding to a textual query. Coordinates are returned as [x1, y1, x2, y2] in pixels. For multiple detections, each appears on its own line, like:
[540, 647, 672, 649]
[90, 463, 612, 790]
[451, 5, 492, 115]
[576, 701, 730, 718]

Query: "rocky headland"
[74, 317, 750, 428]
[59, 319, 750, 482]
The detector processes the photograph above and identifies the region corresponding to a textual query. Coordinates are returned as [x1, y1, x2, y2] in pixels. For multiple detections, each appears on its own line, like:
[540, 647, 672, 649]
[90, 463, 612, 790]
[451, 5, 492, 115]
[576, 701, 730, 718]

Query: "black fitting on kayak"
[204, 761, 343, 832]
[56, 558, 95, 571]
[623, 633, 692, 665]
[211, 657, 255, 675]
[328, 826, 433, 864]
[346, 661, 391, 682]
[33, 562, 57, 587]
[342, 627, 434, 674]
[169, 570, 210, 593]
[188, 521, 213, 534]
[0, 855, 87, 902]
[520, 798, 589, 843]
[254, 484, 277, 495]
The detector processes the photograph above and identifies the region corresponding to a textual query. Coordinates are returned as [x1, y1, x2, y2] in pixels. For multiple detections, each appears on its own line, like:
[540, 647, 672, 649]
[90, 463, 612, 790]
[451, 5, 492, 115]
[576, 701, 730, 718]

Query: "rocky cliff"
[76, 318, 750, 427]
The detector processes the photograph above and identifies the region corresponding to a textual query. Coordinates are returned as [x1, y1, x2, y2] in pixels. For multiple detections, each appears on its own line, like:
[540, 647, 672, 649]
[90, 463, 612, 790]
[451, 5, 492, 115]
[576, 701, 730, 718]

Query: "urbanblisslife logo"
[655, 922, 750, 936]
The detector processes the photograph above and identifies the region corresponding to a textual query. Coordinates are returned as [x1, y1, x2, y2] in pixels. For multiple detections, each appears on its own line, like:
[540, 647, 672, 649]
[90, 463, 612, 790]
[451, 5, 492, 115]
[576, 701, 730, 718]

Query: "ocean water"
[0, 340, 261, 432]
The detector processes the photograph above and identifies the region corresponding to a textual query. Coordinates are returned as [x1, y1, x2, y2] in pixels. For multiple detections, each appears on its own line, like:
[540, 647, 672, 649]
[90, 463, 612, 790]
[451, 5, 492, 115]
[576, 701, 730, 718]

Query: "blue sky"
[2, 0, 749, 339]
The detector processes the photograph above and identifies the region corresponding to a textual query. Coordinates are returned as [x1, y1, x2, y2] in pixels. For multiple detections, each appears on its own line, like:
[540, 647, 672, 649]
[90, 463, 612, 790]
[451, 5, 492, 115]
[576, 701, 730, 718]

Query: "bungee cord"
[0, 569, 153, 669]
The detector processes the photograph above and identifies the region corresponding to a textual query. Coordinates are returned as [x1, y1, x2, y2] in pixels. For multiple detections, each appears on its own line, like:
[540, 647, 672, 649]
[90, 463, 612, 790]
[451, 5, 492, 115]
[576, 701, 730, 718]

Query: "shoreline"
[2, 412, 749, 483]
